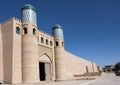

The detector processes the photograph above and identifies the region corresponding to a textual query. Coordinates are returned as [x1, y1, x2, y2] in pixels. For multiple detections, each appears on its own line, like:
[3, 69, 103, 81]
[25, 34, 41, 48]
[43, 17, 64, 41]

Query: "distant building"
[103, 65, 115, 72]
[0, 4, 100, 84]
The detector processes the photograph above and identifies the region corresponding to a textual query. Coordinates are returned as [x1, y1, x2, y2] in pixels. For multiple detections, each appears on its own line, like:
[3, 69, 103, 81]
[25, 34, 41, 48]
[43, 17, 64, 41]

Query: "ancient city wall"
[12, 18, 22, 83]
[64, 51, 99, 79]
[1, 18, 14, 83]
[1, 18, 22, 83]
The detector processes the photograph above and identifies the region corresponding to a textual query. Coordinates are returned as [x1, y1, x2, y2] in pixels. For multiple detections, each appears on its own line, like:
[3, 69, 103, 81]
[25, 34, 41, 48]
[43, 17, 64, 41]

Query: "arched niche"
[39, 53, 52, 81]
[39, 54, 52, 63]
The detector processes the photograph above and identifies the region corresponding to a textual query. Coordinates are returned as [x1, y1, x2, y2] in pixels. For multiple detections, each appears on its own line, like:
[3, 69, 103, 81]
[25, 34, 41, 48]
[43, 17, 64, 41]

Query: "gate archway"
[39, 53, 52, 81]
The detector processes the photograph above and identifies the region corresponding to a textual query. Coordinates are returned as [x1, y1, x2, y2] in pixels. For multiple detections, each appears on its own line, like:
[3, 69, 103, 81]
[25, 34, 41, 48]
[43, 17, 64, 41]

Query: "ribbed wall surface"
[22, 35, 39, 83]
[53, 24, 66, 80]
[55, 47, 66, 80]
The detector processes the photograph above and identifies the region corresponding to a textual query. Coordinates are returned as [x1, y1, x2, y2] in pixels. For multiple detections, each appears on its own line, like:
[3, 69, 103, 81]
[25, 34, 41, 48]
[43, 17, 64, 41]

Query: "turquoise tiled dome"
[21, 4, 37, 25]
[52, 24, 64, 39]
[52, 24, 63, 30]
[21, 4, 36, 12]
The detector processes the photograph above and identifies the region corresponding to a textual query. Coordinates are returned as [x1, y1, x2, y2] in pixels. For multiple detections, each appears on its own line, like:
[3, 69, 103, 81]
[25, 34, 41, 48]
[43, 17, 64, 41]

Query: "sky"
[0, 0, 120, 66]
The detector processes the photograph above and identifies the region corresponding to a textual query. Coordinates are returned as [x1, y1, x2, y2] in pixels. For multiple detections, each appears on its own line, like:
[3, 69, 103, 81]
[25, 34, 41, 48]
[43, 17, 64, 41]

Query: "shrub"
[115, 62, 120, 71]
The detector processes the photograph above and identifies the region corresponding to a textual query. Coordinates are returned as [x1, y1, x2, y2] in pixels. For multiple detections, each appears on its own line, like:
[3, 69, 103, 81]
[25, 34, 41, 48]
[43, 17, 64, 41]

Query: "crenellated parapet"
[13, 17, 21, 23]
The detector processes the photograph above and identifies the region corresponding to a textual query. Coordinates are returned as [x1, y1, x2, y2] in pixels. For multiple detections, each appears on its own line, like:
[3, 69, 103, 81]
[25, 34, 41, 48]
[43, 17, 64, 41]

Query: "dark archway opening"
[55, 41, 59, 46]
[23, 27, 27, 34]
[39, 62, 46, 81]
[16, 27, 20, 34]
[33, 28, 36, 35]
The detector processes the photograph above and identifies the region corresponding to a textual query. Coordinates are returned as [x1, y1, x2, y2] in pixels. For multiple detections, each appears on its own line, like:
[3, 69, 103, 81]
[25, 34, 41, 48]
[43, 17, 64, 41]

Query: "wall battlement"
[13, 17, 21, 23]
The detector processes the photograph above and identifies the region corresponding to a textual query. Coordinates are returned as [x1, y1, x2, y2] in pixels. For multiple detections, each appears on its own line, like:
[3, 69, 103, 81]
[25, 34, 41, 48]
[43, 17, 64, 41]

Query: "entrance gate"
[39, 54, 52, 81]
[39, 62, 45, 81]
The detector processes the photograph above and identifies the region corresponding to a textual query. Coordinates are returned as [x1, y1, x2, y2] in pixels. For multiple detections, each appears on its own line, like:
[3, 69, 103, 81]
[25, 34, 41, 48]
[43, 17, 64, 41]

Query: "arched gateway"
[39, 54, 52, 81]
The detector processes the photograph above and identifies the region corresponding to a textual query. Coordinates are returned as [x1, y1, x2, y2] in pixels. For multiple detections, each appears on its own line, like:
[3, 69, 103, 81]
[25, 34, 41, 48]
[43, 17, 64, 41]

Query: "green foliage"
[115, 62, 120, 71]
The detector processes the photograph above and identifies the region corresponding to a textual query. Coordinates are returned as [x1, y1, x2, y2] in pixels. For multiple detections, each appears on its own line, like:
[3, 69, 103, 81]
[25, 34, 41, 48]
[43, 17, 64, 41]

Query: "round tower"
[21, 4, 39, 83]
[52, 24, 66, 81]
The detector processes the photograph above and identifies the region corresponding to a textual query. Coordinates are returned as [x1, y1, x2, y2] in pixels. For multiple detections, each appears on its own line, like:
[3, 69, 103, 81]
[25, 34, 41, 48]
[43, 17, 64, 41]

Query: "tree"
[115, 62, 120, 71]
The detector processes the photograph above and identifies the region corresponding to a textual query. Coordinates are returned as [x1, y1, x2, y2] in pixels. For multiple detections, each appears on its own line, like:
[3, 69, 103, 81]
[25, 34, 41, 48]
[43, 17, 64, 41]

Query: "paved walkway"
[45, 80, 94, 85]
[2, 73, 120, 85]
[45, 73, 120, 85]
[87, 73, 120, 85]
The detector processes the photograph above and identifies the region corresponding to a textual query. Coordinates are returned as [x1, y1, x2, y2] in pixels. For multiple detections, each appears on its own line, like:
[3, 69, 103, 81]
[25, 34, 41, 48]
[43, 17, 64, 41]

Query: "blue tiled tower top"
[21, 4, 36, 12]
[52, 24, 64, 39]
[52, 24, 63, 30]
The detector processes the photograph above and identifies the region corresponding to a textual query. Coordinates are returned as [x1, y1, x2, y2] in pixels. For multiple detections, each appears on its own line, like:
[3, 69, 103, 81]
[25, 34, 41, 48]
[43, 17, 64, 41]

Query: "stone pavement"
[45, 80, 94, 85]
[1, 80, 95, 85]
[2, 73, 120, 85]
[45, 73, 120, 85]
[87, 73, 120, 85]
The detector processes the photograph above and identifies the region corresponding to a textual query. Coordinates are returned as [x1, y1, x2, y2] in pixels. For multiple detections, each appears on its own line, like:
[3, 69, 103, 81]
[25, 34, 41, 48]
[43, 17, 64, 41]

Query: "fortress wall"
[1, 18, 14, 83]
[0, 24, 3, 81]
[64, 51, 99, 79]
[12, 19, 22, 83]
[92, 62, 99, 72]
[85, 62, 98, 73]
[64, 51, 87, 79]
[1, 18, 22, 83]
